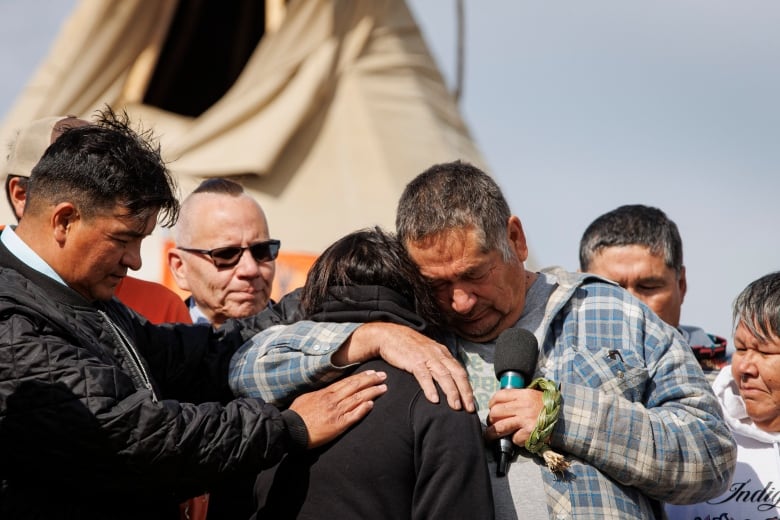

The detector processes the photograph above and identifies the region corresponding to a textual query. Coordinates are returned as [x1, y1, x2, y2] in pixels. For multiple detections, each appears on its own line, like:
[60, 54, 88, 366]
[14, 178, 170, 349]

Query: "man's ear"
[51, 202, 79, 244]
[8, 176, 28, 221]
[167, 248, 192, 292]
[507, 215, 529, 263]
[678, 265, 688, 304]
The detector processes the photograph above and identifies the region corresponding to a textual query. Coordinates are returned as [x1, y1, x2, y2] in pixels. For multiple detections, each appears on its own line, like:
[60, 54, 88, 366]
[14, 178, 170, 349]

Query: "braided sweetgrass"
[525, 378, 570, 475]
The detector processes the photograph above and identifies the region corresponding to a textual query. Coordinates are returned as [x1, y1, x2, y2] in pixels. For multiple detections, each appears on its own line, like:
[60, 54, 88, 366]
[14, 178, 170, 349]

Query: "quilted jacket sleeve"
[0, 308, 305, 500]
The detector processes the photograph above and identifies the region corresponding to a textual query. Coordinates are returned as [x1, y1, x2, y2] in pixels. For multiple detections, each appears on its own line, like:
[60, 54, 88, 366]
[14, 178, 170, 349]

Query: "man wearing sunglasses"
[169, 178, 279, 327]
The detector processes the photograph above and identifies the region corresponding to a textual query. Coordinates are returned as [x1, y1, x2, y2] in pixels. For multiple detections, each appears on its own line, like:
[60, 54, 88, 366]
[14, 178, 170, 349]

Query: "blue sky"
[408, 1, 780, 342]
[2, 1, 779, 341]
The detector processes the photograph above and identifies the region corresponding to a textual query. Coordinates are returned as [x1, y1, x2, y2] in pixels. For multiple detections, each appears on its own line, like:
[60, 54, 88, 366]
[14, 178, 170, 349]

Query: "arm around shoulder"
[229, 320, 361, 406]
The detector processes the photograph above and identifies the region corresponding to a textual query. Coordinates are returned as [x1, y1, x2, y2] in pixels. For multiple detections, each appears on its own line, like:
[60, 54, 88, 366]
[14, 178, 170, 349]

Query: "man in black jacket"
[0, 109, 388, 520]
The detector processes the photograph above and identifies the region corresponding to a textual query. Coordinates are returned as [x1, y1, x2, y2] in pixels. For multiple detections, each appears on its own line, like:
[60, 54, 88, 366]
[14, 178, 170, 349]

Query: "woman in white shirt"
[666, 271, 780, 520]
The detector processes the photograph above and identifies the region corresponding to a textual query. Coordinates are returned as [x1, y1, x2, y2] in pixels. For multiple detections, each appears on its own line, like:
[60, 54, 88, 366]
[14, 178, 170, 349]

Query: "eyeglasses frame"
[177, 239, 281, 268]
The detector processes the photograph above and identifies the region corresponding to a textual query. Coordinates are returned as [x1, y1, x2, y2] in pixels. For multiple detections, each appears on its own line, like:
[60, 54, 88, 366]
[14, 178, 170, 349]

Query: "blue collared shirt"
[186, 296, 212, 326]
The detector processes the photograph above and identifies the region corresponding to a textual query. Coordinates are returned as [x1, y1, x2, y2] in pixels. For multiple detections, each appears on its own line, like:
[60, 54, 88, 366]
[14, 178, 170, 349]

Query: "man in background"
[579, 204, 729, 379]
[2, 115, 191, 325]
[168, 178, 277, 327]
[167, 177, 284, 518]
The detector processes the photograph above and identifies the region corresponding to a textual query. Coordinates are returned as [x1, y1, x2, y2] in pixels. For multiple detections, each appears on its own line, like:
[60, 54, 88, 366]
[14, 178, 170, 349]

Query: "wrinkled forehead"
[406, 226, 492, 273]
[406, 225, 487, 255]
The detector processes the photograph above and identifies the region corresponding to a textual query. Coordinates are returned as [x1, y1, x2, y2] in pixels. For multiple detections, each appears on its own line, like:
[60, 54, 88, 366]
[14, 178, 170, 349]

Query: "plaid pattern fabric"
[536, 268, 736, 518]
[228, 267, 736, 518]
[230, 321, 359, 407]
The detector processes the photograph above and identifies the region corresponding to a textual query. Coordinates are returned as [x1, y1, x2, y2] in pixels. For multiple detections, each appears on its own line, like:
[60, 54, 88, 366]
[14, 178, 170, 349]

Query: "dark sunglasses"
[178, 239, 281, 268]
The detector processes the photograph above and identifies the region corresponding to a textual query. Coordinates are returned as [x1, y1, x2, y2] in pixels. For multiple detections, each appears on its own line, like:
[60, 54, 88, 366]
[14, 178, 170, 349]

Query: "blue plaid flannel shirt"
[229, 267, 736, 519]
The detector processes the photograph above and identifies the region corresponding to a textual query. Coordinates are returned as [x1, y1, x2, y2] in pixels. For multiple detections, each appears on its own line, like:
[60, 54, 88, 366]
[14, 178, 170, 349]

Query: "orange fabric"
[115, 276, 191, 324]
[271, 251, 317, 301]
[180, 494, 209, 520]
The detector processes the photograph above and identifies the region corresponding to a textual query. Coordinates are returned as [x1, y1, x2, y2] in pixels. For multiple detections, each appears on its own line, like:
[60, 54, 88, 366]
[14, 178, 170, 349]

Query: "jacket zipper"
[99, 309, 159, 403]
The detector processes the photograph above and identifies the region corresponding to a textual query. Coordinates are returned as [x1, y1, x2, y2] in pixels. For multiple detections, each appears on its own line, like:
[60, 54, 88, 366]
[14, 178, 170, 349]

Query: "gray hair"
[395, 161, 515, 262]
[733, 271, 780, 342]
[579, 204, 683, 274]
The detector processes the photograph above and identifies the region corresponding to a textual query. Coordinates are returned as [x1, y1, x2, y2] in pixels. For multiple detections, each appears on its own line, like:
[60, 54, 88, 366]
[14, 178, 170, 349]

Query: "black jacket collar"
[309, 285, 429, 333]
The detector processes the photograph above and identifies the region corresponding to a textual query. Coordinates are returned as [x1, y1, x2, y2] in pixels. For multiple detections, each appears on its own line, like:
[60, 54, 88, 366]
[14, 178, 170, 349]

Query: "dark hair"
[25, 107, 179, 228]
[733, 271, 780, 342]
[301, 227, 443, 327]
[395, 160, 515, 262]
[579, 204, 684, 274]
[192, 177, 244, 196]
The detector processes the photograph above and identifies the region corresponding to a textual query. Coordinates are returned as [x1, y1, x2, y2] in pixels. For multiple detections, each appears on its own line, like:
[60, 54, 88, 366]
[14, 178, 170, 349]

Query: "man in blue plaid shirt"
[230, 161, 736, 519]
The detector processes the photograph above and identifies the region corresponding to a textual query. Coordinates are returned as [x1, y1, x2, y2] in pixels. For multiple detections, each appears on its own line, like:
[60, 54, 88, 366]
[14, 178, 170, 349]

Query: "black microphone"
[493, 328, 539, 477]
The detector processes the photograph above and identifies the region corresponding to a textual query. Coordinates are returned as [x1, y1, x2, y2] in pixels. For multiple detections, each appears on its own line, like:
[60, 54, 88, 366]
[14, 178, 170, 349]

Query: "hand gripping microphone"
[493, 327, 539, 477]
